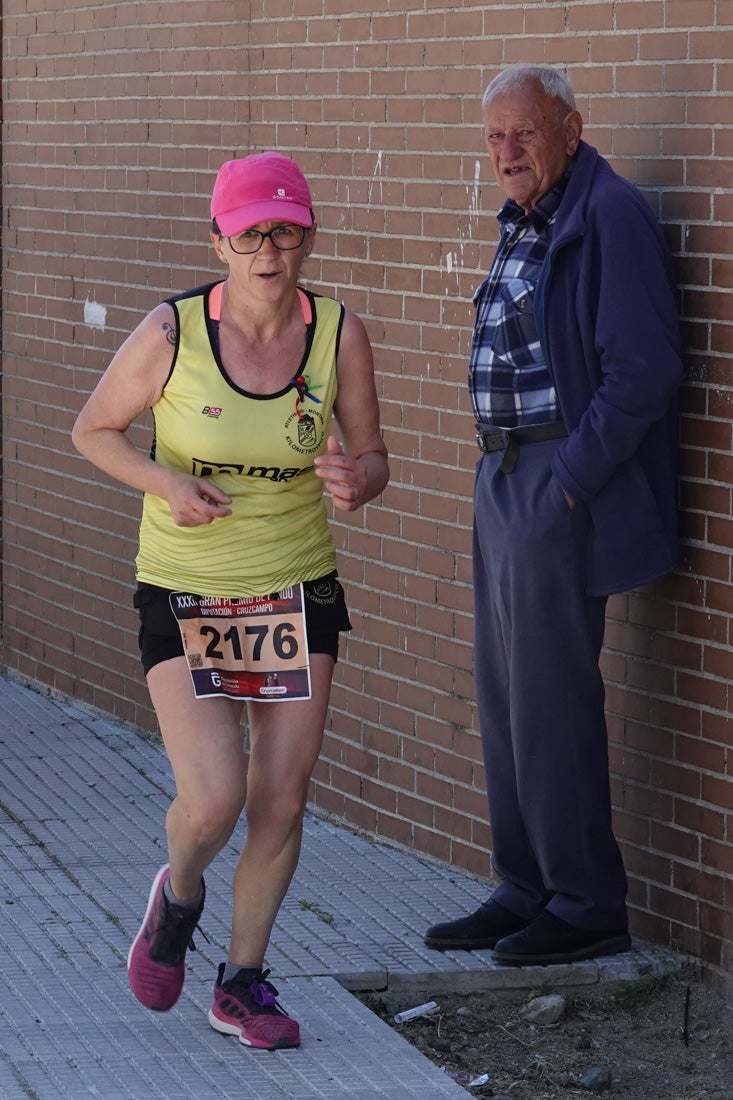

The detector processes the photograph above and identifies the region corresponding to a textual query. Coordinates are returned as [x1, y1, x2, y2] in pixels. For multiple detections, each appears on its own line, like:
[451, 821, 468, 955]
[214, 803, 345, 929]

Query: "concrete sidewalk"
[0, 675, 674, 1099]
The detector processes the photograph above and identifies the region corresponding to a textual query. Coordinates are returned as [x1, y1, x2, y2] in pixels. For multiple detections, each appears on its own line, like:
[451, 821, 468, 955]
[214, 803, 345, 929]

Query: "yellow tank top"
[135, 281, 343, 596]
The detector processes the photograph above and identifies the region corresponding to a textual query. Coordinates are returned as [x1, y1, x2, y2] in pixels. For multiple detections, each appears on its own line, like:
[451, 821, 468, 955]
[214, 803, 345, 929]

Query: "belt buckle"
[475, 430, 488, 454]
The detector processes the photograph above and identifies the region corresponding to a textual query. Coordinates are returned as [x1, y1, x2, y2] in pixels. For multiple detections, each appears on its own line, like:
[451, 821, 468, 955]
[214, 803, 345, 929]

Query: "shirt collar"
[497, 167, 572, 235]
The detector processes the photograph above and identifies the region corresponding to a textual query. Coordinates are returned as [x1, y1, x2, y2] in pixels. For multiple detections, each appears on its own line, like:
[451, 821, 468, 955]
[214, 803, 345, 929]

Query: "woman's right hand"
[165, 473, 232, 526]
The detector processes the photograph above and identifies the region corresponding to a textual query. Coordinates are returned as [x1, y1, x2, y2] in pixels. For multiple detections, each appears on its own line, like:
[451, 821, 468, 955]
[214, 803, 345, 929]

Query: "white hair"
[482, 65, 577, 123]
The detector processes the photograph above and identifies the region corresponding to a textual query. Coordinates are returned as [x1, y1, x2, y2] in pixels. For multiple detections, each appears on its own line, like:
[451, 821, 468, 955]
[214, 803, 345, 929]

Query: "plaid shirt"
[468, 174, 569, 428]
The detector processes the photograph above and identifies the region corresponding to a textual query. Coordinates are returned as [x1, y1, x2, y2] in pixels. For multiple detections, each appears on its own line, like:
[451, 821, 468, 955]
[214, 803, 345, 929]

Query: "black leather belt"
[475, 421, 567, 473]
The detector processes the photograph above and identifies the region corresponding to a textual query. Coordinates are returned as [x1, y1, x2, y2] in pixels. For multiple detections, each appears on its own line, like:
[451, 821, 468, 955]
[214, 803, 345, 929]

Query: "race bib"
[169, 585, 311, 701]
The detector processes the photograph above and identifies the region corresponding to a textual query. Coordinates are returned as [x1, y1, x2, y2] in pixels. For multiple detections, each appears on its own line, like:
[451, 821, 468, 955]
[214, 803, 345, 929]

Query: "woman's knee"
[245, 783, 307, 836]
[170, 793, 244, 850]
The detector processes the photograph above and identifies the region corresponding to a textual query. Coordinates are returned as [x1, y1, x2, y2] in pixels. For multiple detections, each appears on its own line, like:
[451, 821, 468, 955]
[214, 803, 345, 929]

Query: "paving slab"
[0, 675, 680, 1099]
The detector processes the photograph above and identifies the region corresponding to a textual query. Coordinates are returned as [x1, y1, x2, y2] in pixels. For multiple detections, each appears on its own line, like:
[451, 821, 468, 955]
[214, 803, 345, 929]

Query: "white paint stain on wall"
[368, 150, 384, 204]
[460, 159, 482, 246]
[84, 298, 107, 331]
[468, 159, 481, 233]
[442, 159, 484, 295]
[338, 183, 351, 226]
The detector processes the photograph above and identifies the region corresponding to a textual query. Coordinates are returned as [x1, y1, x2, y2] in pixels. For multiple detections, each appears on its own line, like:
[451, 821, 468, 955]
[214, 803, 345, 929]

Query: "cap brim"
[216, 201, 313, 235]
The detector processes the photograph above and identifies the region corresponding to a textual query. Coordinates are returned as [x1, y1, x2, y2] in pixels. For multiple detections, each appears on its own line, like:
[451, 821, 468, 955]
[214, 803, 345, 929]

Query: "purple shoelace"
[250, 971, 278, 1008]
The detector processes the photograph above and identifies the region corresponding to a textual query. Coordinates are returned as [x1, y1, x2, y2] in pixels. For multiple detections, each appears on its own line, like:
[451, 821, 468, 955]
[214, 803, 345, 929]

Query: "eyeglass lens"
[228, 225, 306, 254]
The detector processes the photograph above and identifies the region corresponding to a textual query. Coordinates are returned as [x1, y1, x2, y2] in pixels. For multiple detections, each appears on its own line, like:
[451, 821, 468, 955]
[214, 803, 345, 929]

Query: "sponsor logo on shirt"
[191, 458, 307, 483]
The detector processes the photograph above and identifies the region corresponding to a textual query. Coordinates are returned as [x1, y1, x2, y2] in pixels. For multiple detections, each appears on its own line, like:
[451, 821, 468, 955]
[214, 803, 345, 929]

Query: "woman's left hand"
[314, 435, 370, 512]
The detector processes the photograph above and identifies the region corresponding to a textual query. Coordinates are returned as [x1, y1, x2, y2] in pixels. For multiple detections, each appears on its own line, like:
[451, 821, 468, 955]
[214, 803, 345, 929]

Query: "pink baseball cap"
[211, 152, 314, 235]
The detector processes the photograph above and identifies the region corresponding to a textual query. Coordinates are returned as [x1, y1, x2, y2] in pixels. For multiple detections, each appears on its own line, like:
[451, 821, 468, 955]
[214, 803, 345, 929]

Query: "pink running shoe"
[127, 865, 205, 1011]
[208, 964, 301, 1050]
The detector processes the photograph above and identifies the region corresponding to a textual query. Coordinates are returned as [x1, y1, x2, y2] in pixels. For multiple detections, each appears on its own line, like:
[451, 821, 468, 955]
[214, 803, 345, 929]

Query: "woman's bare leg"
[146, 656, 248, 900]
[228, 653, 334, 965]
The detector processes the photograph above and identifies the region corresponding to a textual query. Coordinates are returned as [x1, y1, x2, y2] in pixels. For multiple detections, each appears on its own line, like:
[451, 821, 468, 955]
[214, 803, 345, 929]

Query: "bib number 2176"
[169, 585, 311, 702]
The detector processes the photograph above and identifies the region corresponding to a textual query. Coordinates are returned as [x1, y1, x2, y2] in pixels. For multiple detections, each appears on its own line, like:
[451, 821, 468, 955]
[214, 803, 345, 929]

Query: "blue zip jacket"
[537, 141, 684, 596]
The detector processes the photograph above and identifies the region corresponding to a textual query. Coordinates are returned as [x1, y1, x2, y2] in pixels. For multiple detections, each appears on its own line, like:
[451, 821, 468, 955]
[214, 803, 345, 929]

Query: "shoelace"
[227, 967, 283, 1014]
[250, 970, 279, 1008]
[154, 902, 209, 963]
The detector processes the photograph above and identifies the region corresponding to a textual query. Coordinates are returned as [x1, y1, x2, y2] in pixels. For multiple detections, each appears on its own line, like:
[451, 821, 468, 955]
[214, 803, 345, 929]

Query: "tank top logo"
[297, 415, 317, 448]
[284, 409, 324, 454]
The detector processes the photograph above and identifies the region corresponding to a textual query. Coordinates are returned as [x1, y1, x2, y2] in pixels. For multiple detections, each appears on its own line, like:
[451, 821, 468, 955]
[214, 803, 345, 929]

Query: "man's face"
[483, 83, 582, 213]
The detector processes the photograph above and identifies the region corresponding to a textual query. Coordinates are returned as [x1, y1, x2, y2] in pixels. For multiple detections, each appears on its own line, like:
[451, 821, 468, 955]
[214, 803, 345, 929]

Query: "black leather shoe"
[424, 898, 529, 951]
[492, 910, 631, 966]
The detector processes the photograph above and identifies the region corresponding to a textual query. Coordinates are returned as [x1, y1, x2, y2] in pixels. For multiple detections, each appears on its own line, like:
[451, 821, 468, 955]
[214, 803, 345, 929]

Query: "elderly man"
[425, 65, 682, 965]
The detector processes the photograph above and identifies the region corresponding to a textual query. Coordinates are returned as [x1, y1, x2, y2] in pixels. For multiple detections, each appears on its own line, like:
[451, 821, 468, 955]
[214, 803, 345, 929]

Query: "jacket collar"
[551, 140, 602, 246]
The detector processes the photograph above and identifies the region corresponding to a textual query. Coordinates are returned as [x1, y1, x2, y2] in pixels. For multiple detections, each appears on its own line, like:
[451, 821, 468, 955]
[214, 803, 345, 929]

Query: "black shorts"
[134, 572, 352, 674]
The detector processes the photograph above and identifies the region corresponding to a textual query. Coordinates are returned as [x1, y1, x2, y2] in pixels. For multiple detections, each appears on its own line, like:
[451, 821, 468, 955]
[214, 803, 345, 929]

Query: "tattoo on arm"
[163, 322, 177, 347]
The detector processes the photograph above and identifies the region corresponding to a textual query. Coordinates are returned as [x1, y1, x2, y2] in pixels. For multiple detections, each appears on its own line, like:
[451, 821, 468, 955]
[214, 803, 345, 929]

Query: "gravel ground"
[358, 971, 733, 1098]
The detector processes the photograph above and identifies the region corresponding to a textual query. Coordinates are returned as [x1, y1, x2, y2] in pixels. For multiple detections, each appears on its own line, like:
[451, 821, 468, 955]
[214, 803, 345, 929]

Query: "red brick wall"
[2, 1, 731, 977]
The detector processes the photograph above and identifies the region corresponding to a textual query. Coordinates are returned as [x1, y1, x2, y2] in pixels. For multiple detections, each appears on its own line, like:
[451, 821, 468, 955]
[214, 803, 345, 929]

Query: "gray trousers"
[473, 440, 628, 930]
